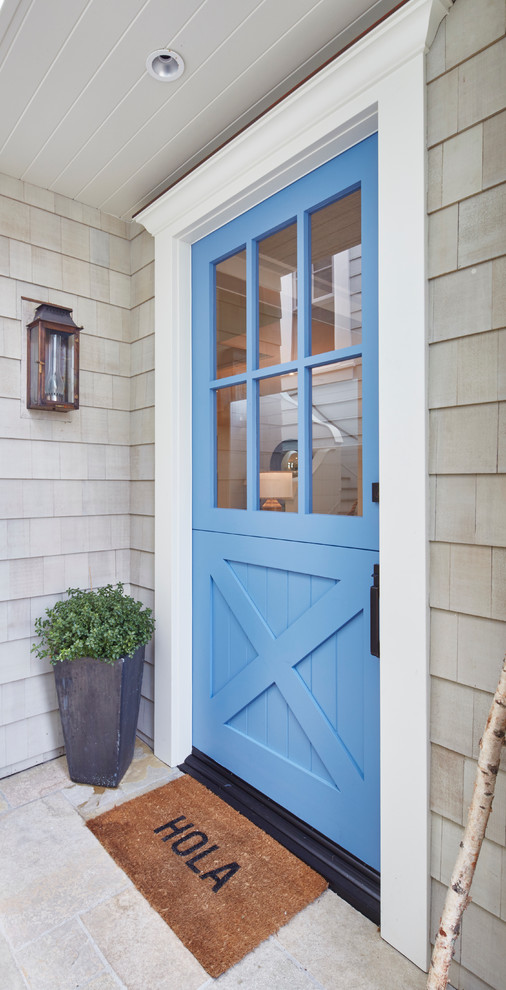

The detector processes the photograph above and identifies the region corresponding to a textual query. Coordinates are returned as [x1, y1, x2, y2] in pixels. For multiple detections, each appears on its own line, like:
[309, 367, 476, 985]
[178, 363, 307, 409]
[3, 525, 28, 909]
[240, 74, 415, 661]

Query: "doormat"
[87, 773, 327, 977]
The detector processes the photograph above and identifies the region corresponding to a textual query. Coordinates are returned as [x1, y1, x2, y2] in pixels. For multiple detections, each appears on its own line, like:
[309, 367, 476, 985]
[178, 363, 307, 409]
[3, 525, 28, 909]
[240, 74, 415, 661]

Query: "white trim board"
[139, 0, 451, 971]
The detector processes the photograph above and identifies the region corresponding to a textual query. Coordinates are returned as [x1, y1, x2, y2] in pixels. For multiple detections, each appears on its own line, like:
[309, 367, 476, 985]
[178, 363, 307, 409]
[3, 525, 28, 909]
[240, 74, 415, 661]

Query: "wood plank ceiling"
[0, 0, 400, 219]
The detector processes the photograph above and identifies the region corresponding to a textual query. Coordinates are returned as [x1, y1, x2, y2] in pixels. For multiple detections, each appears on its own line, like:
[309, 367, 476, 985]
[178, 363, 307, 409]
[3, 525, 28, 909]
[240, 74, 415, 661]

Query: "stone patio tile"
[0, 755, 70, 808]
[276, 890, 427, 990]
[60, 739, 179, 821]
[66, 780, 137, 821]
[120, 740, 181, 791]
[214, 937, 321, 989]
[0, 738, 172, 821]
[123, 738, 167, 776]
[15, 920, 104, 990]
[0, 792, 128, 948]
[113, 767, 182, 808]
[81, 887, 208, 990]
[0, 929, 25, 989]
[61, 779, 96, 810]
[83, 975, 123, 989]
[64, 774, 138, 821]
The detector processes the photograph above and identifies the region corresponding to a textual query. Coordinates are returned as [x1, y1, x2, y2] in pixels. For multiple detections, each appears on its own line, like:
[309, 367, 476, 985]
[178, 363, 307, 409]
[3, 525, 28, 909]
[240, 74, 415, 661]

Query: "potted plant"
[32, 583, 155, 788]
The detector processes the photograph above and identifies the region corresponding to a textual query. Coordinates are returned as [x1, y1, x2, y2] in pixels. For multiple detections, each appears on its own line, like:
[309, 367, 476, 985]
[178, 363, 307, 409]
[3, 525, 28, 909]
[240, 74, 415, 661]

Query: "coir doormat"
[87, 773, 327, 977]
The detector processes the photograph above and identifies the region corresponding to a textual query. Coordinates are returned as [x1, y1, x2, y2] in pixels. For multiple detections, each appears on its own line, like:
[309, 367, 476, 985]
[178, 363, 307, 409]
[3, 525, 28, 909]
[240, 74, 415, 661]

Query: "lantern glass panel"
[44, 331, 73, 404]
[29, 326, 39, 405]
[67, 336, 75, 403]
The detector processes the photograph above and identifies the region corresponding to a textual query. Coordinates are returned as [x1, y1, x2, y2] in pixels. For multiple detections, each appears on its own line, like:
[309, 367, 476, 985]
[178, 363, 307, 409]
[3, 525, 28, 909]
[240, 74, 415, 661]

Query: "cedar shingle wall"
[129, 229, 155, 744]
[427, 2, 506, 988]
[0, 178, 155, 776]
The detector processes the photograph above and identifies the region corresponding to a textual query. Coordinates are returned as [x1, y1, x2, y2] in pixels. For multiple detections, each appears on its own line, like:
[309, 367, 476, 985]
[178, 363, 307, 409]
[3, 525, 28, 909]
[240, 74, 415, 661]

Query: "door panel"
[192, 134, 379, 870]
[193, 531, 379, 868]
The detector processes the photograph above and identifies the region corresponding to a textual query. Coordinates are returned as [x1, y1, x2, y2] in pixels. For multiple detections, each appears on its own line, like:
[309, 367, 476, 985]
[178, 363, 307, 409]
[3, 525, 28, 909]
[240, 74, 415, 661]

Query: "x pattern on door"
[193, 531, 379, 867]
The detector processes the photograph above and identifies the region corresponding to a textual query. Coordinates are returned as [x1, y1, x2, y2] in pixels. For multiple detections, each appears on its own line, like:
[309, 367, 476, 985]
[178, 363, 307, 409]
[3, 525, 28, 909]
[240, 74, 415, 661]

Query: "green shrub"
[32, 583, 155, 665]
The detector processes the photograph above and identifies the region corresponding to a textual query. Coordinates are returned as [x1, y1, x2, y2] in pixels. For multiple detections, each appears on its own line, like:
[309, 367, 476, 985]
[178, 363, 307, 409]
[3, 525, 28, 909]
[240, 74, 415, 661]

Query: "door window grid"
[214, 189, 363, 516]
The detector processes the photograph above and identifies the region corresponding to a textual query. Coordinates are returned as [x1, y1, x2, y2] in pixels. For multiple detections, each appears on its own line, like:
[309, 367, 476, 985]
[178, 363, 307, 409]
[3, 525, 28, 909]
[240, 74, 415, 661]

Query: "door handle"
[370, 564, 380, 658]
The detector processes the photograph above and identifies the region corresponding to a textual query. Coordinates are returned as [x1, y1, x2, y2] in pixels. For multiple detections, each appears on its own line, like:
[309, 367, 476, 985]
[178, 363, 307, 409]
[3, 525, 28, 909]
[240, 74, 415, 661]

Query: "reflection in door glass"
[259, 374, 298, 512]
[258, 223, 297, 369]
[216, 383, 247, 508]
[311, 189, 361, 355]
[216, 250, 247, 379]
[312, 360, 362, 516]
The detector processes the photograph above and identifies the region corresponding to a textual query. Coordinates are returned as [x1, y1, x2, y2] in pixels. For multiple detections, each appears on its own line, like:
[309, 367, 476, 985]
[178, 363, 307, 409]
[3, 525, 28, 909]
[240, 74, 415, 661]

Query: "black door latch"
[370, 564, 380, 658]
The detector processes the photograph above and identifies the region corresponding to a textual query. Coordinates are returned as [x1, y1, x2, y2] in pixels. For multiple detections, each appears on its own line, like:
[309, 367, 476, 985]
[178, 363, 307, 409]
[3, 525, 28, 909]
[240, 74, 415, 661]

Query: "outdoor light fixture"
[146, 49, 184, 81]
[27, 303, 80, 411]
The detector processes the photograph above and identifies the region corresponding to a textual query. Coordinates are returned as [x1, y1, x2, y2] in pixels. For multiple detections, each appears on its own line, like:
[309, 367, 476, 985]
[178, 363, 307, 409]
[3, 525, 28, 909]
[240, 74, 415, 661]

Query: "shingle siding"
[427, 3, 506, 988]
[0, 180, 155, 777]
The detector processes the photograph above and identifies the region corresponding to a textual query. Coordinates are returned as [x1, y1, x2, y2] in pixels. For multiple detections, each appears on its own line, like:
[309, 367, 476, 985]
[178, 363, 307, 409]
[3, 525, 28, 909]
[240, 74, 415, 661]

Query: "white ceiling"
[0, 0, 400, 220]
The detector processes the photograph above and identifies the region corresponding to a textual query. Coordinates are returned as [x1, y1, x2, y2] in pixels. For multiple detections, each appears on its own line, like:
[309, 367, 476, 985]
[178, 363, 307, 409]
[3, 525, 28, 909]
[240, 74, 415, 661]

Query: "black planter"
[53, 645, 145, 788]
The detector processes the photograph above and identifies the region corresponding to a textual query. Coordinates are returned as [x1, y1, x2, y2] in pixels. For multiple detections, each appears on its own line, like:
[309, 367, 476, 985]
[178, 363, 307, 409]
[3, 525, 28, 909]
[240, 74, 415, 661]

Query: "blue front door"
[192, 135, 379, 870]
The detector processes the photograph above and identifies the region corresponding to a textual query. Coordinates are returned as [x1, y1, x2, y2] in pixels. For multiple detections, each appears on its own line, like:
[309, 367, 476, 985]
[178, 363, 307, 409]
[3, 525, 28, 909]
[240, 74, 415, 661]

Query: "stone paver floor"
[0, 740, 429, 989]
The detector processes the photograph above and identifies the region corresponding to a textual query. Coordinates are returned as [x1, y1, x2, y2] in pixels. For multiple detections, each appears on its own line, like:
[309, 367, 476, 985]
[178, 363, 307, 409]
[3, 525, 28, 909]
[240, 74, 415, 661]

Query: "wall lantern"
[27, 303, 80, 411]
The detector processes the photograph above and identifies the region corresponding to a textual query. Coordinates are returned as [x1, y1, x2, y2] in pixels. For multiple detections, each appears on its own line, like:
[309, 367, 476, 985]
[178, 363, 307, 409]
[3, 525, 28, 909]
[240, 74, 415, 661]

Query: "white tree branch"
[427, 655, 506, 990]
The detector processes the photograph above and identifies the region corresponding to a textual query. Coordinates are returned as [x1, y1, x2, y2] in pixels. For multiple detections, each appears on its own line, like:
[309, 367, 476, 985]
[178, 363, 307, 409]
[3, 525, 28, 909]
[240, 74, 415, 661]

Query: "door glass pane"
[258, 223, 297, 369]
[312, 359, 362, 516]
[311, 189, 361, 355]
[259, 374, 298, 512]
[216, 250, 247, 379]
[216, 383, 247, 508]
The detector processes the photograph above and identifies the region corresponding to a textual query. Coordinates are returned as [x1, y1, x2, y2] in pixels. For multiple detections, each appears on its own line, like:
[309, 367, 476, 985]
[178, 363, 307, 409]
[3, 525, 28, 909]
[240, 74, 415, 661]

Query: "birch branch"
[427, 655, 506, 990]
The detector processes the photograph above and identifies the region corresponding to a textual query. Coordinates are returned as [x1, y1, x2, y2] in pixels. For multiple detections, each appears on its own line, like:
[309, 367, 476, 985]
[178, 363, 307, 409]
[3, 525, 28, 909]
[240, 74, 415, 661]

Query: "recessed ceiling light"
[146, 49, 184, 82]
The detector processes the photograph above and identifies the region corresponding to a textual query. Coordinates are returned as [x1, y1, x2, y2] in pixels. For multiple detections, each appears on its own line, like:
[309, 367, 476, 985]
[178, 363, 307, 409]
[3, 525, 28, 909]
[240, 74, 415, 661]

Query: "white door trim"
[139, 0, 450, 970]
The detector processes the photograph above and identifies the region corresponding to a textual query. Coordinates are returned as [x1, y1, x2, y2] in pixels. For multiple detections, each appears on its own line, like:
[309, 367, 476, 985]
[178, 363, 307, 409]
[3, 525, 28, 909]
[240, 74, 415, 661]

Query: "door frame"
[139, 0, 450, 971]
